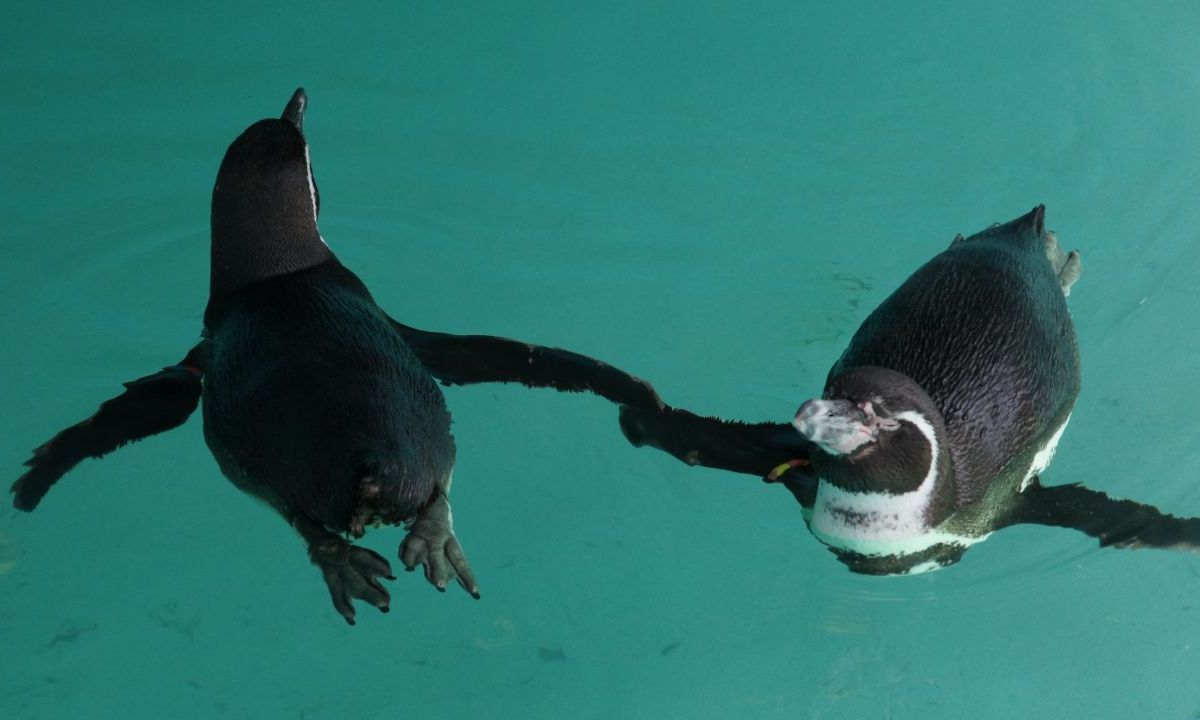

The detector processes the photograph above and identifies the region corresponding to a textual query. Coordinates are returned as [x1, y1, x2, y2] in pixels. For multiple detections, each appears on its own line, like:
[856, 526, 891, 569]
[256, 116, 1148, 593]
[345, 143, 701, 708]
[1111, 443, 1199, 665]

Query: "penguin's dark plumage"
[621, 206, 1200, 573]
[12, 89, 661, 624]
[209, 89, 332, 299]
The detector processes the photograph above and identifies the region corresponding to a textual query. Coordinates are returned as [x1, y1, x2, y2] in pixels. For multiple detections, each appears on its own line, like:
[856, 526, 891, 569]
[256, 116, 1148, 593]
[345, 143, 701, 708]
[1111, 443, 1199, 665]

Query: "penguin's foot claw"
[309, 537, 395, 625]
[1044, 231, 1082, 296]
[400, 494, 480, 599]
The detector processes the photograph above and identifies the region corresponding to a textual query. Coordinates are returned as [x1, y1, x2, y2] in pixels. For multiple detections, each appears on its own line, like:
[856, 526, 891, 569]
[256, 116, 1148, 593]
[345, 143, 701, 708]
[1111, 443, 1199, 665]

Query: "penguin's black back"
[828, 207, 1079, 506]
[202, 261, 453, 530]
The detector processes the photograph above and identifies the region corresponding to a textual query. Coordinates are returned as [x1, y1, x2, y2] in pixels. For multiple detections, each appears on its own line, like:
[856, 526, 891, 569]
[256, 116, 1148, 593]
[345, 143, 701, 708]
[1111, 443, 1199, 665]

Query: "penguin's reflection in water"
[621, 206, 1200, 575]
[11, 89, 663, 624]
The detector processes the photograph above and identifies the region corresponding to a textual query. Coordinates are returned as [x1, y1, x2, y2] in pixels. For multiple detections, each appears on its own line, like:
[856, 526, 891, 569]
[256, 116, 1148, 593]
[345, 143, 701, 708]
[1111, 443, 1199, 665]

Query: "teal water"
[3, 2, 1200, 718]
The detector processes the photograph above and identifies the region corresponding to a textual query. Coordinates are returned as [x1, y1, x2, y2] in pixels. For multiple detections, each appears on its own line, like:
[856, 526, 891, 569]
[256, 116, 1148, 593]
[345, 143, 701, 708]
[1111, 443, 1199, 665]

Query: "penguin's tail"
[953, 204, 1047, 253]
[349, 454, 435, 525]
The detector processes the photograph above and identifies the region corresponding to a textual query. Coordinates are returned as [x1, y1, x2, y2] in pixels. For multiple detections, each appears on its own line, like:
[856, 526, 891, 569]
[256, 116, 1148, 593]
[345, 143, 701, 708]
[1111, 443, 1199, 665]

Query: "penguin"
[11, 88, 662, 624]
[620, 206, 1200, 574]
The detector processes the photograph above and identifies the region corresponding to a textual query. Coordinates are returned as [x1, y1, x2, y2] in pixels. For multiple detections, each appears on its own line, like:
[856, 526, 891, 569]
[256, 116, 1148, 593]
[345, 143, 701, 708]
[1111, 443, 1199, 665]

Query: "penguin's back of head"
[210, 90, 332, 299]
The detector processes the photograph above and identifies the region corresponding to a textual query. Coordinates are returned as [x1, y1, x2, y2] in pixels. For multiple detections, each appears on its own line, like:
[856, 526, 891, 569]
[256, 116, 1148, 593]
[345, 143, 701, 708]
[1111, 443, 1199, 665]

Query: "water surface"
[3, 3, 1200, 718]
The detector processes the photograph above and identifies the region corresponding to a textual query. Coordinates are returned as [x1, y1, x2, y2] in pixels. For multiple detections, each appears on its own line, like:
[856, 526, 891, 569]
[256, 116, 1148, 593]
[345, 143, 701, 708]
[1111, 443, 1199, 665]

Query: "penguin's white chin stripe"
[303, 142, 328, 247]
[808, 411, 987, 560]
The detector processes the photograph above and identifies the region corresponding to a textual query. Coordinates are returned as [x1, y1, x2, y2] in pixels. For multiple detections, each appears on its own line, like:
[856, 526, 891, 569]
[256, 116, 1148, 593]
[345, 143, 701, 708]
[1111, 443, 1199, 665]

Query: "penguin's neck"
[808, 411, 958, 558]
[209, 187, 334, 297]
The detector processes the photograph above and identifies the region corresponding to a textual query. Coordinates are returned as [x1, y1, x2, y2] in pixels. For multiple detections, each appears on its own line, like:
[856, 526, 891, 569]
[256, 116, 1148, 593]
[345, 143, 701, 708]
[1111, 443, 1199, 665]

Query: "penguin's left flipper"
[1009, 477, 1200, 551]
[11, 342, 206, 512]
[619, 404, 819, 507]
[391, 321, 663, 410]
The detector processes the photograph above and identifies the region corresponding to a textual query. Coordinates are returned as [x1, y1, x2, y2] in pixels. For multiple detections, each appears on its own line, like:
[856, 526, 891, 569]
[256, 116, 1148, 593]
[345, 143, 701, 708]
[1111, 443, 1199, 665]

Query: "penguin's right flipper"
[391, 321, 663, 410]
[1008, 477, 1200, 551]
[11, 342, 207, 512]
[619, 405, 819, 507]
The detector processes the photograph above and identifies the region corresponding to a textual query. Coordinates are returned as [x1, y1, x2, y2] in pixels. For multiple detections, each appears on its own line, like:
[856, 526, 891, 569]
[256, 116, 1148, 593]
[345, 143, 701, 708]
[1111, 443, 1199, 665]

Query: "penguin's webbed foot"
[308, 536, 395, 625]
[400, 492, 480, 599]
[1044, 231, 1082, 296]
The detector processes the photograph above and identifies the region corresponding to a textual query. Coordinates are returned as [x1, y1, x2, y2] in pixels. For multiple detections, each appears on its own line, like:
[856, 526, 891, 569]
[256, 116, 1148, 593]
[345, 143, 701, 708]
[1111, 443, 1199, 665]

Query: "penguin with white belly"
[11, 89, 662, 623]
[620, 206, 1200, 574]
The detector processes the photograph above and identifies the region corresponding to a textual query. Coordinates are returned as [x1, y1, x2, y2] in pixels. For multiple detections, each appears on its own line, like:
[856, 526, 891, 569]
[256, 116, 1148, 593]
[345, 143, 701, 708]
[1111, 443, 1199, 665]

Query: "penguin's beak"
[793, 398, 898, 456]
[282, 88, 307, 132]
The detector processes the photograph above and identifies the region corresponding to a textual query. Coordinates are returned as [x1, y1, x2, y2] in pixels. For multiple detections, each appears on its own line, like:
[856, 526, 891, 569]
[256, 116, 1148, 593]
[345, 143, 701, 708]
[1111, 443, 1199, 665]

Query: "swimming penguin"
[11, 88, 661, 623]
[620, 206, 1200, 574]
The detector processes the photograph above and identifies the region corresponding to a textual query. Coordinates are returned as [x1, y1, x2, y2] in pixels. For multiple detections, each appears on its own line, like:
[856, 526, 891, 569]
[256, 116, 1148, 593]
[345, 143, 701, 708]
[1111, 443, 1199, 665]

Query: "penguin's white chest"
[809, 480, 934, 550]
[807, 481, 986, 573]
[805, 411, 985, 573]
[807, 413, 1074, 573]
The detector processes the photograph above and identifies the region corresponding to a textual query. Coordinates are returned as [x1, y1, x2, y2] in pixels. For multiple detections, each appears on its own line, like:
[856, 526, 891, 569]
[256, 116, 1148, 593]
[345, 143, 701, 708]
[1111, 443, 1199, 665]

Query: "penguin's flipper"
[11, 342, 207, 512]
[619, 405, 819, 507]
[391, 320, 663, 410]
[1009, 477, 1200, 551]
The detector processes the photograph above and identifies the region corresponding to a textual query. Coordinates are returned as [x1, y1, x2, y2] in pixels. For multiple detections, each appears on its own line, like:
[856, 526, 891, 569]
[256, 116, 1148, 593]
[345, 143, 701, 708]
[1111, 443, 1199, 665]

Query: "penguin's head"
[792, 366, 962, 574]
[210, 88, 333, 297]
[792, 397, 900, 457]
[793, 366, 950, 496]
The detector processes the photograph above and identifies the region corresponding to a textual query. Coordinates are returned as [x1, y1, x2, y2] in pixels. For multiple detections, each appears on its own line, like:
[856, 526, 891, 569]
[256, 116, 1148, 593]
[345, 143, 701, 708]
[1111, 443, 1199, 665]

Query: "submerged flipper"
[11, 342, 207, 511]
[1008, 477, 1200, 551]
[391, 320, 663, 410]
[619, 405, 818, 505]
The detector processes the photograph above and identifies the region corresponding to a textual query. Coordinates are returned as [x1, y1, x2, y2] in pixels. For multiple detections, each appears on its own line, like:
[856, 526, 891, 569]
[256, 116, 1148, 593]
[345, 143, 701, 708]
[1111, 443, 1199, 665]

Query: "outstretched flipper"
[1007, 477, 1200, 551]
[11, 342, 207, 511]
[391, 320, 663, 410]
[619, 405, 819, 506]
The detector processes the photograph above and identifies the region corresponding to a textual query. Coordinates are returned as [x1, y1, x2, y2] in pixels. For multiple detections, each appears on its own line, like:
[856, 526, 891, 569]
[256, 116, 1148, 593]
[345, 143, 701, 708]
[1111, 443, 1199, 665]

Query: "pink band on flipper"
[766, 458, 810, 482]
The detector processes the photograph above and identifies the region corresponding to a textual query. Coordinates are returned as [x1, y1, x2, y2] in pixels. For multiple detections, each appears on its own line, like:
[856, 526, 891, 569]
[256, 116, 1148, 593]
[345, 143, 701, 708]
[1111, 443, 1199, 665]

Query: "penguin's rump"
[202, 262, 453, 529]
